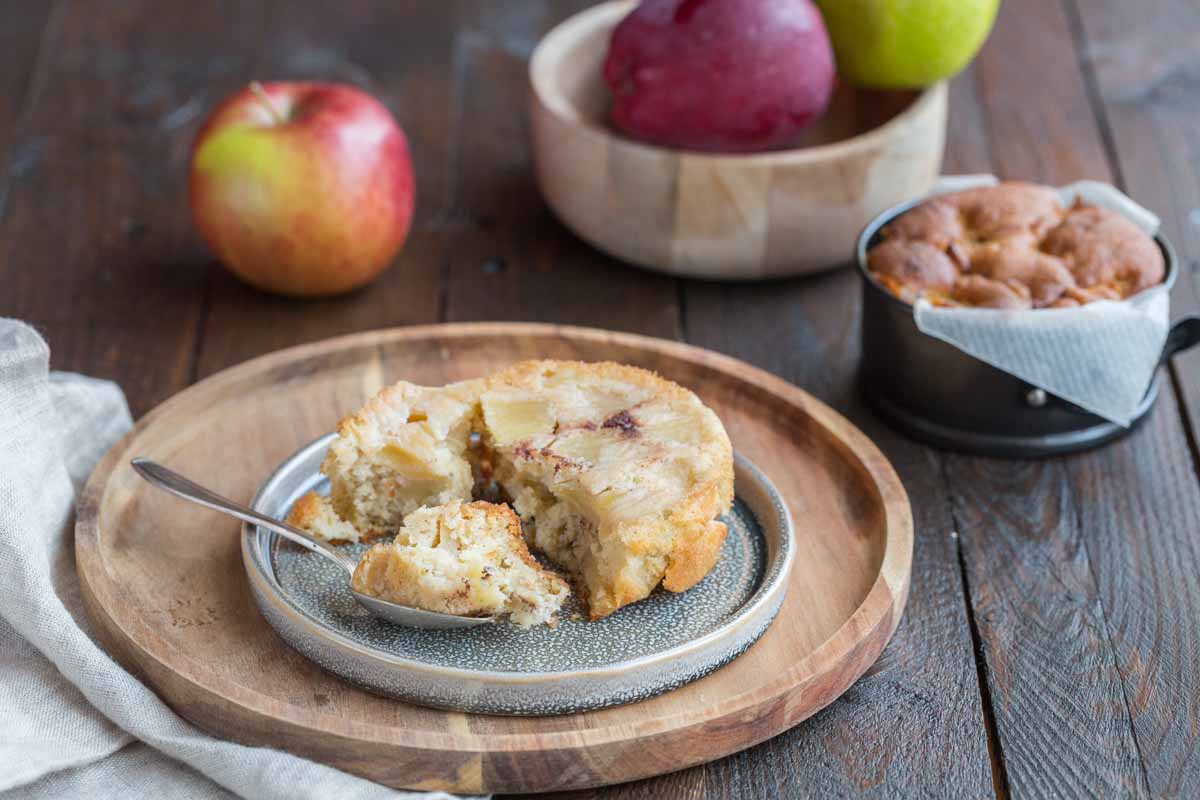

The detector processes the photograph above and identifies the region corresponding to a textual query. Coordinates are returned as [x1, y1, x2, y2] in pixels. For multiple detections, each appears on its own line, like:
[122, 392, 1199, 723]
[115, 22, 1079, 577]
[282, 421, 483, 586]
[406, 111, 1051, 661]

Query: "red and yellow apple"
[189, 82, 414, 297]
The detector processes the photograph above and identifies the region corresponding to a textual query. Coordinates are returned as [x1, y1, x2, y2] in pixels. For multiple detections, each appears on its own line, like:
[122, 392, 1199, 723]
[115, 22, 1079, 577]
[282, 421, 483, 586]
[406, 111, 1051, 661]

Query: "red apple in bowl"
[189, 82, 414, 297]
[603, 0, 836, 153]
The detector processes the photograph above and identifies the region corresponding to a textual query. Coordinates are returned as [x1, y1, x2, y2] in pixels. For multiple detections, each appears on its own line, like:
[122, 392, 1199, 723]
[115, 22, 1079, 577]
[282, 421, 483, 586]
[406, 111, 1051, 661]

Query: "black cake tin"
[855, 196, 1200, 458]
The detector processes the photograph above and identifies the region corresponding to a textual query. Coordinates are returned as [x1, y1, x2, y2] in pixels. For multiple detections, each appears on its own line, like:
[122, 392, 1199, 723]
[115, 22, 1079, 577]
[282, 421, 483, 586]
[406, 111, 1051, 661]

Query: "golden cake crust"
[481, 360, 734, 619]
[867, 182, 1165, 309]
[1041, 205, 1164, 294]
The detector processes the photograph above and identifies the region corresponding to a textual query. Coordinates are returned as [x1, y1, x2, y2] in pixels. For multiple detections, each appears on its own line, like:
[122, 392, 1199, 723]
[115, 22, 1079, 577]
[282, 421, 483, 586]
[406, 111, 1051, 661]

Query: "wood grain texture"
[0, 1, 54, 190]
[1067, 0, 1200, 452]
[444, 1, 682, 338]
[1, 0, 1195, 795]
[528, 1, 946, 280]
[0, 0, 269, 416]
[944, 3, 1149, 795]
[679, 273, 995, 798]
[75, 323, 913, 795]
[942, 0, 1200, 796]
[1065, 0, 1200, 792]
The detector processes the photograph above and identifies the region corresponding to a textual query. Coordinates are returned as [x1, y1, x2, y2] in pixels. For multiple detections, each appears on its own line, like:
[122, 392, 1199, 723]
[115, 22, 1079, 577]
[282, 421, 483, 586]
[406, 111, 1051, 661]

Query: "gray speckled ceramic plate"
[242, 434, 793, 715]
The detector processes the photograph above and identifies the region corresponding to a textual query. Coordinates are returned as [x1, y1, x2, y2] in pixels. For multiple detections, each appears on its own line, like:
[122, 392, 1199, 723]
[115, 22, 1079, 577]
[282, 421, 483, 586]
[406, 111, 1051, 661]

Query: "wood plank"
[945, 1, 1147, 795]
[677, 268, 993, 798]
[0, 0, 267, 416]
[1064, 0, 1200, 792]
[943, 61, 992, 177]
[947, 456, 1149, 797]
[1070, 391, 1200, 794]
[1067, 0, 1200, 449]
[940, 0, 1200, 795]
[441, 1, 681, 339]
[193, 0, 458, 376]
[0, 1, 54, 194]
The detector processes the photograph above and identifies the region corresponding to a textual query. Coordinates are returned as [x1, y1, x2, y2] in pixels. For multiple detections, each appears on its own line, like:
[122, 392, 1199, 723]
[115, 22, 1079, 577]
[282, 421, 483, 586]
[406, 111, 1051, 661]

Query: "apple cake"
[476, 361, 733, 618]
[286, 489, 368, 544]
[319, 377, 483, 536]
[351, 501, 569, 628]
[867, 182, 1165, 309]
[288, 360, 735, 620]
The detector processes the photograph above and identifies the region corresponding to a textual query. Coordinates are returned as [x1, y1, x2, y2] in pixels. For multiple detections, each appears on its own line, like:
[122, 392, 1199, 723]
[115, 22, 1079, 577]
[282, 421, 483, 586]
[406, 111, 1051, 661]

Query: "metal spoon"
[130, 458, 494, 630]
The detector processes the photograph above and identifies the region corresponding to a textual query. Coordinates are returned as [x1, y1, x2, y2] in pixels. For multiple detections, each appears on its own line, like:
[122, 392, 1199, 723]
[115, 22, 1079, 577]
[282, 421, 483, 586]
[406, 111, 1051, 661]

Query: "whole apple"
[189, 82, 414, 297]
[815, 0, 1000, 88]
[603, 0, 835, 153]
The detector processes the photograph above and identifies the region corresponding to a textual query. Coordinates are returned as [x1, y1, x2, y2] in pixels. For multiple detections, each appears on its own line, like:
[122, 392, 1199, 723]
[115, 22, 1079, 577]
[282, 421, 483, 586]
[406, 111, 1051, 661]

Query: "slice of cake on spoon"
[351, 501, 569, 628]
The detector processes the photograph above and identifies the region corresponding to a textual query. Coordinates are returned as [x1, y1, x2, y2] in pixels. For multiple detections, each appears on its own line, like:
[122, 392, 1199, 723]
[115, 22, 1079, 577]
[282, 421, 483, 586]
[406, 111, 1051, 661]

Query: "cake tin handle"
[1161, 314, 1200, 366]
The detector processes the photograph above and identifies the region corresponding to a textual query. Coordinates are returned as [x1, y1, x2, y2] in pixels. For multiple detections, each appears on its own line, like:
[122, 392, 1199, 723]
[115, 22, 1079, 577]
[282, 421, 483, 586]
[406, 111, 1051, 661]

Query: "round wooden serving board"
[76, 323, 913, 795]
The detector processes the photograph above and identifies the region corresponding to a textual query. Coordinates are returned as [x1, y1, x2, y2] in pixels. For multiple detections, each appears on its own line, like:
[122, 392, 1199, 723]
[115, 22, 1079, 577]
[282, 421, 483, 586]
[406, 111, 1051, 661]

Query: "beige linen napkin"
[0, 319, 472, 800]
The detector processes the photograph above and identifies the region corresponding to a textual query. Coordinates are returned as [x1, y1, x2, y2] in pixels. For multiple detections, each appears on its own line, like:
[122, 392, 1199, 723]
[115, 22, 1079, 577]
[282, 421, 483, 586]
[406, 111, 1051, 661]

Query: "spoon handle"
[130, 458, 359, 575]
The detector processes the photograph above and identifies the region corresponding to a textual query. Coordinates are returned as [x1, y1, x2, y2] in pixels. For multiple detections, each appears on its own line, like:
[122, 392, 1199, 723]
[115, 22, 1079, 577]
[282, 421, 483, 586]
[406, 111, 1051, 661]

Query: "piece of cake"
[286, 489, 372, 544]
[290, 360, 735, 621]
[478, 360, 733, 619]
[351, 501, 569, 628]
[321, 378, 482, 533]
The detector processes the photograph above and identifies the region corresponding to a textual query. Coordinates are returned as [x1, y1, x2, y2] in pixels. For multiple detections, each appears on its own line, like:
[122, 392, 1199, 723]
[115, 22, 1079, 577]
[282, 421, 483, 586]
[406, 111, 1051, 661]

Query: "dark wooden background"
[3, 0, 1199, 797]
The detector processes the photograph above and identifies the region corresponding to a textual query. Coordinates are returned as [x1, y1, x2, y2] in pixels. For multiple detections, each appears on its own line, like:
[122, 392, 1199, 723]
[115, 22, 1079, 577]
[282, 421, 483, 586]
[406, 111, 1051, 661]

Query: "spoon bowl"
[130, 458, 494, 630]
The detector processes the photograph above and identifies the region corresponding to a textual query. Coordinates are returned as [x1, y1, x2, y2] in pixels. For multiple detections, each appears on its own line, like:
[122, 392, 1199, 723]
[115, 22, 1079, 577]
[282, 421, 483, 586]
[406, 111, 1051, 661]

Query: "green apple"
[814, 0, 1000, 88]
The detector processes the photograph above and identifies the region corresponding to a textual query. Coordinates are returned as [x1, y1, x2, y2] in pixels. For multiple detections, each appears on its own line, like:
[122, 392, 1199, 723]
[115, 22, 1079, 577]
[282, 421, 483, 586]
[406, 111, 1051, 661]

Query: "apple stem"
[249, 81, 286, 124]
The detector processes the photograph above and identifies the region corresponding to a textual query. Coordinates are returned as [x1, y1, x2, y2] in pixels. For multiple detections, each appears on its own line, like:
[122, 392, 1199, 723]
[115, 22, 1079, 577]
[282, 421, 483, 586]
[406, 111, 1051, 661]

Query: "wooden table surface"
[4, 0, 1199, 797]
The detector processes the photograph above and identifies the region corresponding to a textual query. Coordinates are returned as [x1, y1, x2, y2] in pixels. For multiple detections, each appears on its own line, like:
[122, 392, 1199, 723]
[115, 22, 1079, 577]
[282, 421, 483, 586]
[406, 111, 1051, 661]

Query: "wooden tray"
[76, 322, 913, 794]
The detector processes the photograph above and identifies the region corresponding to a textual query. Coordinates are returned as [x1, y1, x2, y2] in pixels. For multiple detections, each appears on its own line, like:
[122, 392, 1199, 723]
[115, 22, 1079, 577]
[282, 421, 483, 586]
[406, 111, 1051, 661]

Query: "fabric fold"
[0, 319, 468, 800]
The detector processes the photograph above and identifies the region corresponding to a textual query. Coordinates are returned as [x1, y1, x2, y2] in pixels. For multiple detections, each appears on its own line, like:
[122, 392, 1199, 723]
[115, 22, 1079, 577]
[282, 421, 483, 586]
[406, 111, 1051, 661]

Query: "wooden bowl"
[528, 0, 948, 280]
